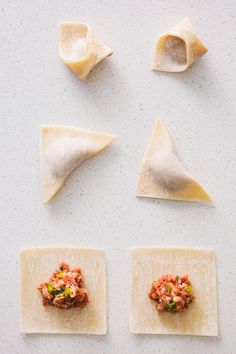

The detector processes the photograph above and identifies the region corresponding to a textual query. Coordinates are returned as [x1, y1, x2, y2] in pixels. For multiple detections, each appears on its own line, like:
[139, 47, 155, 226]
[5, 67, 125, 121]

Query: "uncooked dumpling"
[130, 247, 218, 335]
[136, 120, 211, 202]
[20, 247, 107, 334]
[40, 125, 116, 203]
[60, 22, 113, 80]
[152, 18, 208, 72]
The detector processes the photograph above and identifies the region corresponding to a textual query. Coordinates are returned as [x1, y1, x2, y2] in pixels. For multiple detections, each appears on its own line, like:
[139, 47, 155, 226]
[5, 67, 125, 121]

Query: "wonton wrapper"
[40, 125, 116, 203]
[20, 247, 107, 334]
[152, 18, 208, 72]
[136, 120, 211, 202]
[60, 22, 113, 80]
[130, 247, 218, 336]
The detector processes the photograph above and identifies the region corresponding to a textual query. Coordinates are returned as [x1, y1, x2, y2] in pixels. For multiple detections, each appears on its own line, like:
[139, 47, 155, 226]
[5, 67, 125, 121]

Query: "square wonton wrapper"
[20, 247, 107, 334]
[130, 247, 218, 336]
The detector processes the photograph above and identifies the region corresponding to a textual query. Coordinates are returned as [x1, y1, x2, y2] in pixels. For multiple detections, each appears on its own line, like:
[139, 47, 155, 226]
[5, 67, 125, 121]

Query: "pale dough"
[136, 120, 211, 202]
[20, 247, 107, 334]
[152, 18, 208, 72]
[40, 125, 116, 203]
[60, 22, 113, 80]
[130, 247, 218, 336]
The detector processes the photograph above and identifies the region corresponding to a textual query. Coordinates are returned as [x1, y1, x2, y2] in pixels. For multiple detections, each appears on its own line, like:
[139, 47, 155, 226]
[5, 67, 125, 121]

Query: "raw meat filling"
[37, 262, 89, 309]
[148, 274, 195, 313]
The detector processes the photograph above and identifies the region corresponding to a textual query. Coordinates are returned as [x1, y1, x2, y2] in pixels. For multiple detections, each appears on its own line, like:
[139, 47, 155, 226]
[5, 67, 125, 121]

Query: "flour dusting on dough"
[46, 136, 100, 179]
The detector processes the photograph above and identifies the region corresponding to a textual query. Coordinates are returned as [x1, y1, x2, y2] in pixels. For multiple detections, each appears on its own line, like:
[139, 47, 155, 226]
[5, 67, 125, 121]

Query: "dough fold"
[60, 22, 113, 80]
[136, 120, 211, 202]
[40, 125, 116, 203]
[152, 18, 208, 72]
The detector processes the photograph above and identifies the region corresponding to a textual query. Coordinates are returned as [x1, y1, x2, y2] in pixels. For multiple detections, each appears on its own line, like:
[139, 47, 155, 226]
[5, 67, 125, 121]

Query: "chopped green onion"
[176, 275, 179, 281]
[57, 272, 64, 278]
[53, 288, 64, 296]
[64, 287, 71, 296]
[165, 284, 172, 292]
[47, 284, 54, 293]
[165, 302, 176, 312]
[184, 285, 192, 293]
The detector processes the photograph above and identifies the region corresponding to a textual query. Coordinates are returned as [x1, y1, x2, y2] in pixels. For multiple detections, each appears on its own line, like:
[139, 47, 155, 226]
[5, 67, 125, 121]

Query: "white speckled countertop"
[0, 0, 236, 353]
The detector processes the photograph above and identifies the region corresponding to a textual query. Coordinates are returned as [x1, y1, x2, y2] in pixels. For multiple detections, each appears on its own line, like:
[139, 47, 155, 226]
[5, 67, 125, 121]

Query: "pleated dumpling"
[40, 126, 116, 203]
[59, 22, 113, 80]
[152, 18, 208, 72]
[136, 120, 211, 202]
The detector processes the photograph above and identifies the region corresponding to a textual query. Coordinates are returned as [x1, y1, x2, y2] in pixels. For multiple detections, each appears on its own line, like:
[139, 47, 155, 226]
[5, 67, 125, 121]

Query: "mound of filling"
[37, 262, 89, 309]
[164, 36, 187, 64]
[148, 274, 195, 313]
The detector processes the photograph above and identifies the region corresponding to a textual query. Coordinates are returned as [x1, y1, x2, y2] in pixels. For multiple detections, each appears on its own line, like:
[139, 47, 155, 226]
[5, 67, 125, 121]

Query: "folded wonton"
[136, 120, 211, 202]
[152, 18, 208, 72]
[40, 125, 116, 203]
[60, 22, 113, 80]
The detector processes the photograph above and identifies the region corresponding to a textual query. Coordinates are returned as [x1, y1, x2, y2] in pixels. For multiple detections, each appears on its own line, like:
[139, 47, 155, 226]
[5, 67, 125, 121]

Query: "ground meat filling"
[37, 262, 89, 309]
[148, 274, 195, 313]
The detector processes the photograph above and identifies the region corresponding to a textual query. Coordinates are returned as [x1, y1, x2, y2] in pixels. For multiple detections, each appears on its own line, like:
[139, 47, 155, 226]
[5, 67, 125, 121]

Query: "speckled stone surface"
[0, 0, 236, 353]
